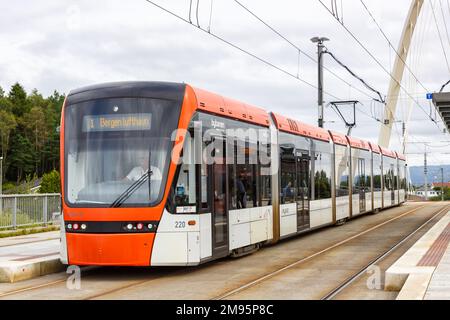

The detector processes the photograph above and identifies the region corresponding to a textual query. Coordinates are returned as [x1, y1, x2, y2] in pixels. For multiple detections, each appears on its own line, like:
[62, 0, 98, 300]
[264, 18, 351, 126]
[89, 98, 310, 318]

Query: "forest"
[0, 83, 64, 193]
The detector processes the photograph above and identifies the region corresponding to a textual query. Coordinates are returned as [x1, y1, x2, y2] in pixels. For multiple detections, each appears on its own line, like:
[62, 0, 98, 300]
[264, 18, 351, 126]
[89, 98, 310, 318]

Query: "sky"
[1, 0, 450, 170]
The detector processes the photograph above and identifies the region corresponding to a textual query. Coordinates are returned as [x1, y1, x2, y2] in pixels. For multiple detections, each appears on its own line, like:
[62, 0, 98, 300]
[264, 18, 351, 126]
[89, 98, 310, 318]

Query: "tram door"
[358, 158, 366, 213]
[296, 150, 310, 231]
[211, 137, 228, 258]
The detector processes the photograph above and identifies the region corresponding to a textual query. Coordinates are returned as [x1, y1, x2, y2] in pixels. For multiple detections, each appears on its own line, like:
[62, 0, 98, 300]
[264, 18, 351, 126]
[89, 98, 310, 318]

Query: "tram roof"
[380, 146, 397, 159]
[369, 142, 381, 154]
[396, 152, 407, 161]
[328, 131, 348, 146]
[346, 136, 371, 151]
[66, 82, 403, 158]
[191, 86, 271, 127]
[271, 113, 331, 142]
[67, 81, 187, 105]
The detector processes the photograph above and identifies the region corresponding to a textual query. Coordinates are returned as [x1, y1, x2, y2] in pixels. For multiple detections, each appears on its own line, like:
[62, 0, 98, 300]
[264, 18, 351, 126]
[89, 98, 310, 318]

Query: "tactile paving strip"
[418, 223, 450, 267]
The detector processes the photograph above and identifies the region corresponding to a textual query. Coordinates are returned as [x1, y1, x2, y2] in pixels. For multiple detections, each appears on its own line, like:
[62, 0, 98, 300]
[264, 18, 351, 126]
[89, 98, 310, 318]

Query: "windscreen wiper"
[110, 170, 152, 208]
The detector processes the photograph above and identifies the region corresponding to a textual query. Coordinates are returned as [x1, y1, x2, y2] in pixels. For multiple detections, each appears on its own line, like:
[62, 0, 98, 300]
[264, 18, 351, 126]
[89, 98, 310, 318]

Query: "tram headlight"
[147, 223, 153, 230]
[67, 224, 73, 230]
[127, 223, 133, 230]
[81, 224, 87, 230]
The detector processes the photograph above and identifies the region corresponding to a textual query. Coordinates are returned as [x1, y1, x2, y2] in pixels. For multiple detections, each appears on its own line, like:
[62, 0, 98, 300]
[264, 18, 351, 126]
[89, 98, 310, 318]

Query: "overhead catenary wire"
[208, 0, 214, 33]
[143, 0, 341, 100]
[144, 0, 447, 151]
[430, 0, 450, 73]
[196, 0, 201, 28]
[441, 79, 450, 92]
[188, 0, 193, 23]
[324, 50, 385, 104]
[439, 0, 450, 50]
[232, 0, 383, 103]
[317, 0, 443, 130]
[359, 0, 429, 93]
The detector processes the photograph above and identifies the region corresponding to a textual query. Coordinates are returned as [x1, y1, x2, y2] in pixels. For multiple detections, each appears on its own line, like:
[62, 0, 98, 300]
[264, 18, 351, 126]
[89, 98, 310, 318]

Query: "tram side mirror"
[56, 126, 61, 133]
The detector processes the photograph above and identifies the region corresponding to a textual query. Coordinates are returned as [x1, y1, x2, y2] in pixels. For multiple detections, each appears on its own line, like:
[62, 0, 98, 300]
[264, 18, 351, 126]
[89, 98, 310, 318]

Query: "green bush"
[39, 170, 61, 194]
[2, 182, 15, 192]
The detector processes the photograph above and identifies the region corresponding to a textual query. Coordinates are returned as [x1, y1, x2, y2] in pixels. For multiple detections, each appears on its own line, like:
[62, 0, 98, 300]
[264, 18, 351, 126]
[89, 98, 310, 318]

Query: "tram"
[60, 82, 407, 266]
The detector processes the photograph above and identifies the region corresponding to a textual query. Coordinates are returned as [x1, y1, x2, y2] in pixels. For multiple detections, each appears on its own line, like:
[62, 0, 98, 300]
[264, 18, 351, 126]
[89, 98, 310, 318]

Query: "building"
[432, 182, 450, 189]
[415, 187, 442, 200]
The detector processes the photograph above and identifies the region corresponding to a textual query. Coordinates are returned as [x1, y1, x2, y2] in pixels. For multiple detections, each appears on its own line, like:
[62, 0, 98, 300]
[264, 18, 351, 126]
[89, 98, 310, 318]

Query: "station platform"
[385, 211, 450, 300]
[0, 231, 62, 283]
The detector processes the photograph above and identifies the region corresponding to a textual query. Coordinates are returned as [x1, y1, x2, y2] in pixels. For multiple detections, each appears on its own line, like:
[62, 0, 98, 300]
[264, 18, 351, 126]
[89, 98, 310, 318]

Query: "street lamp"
[311, 37, 330, 128]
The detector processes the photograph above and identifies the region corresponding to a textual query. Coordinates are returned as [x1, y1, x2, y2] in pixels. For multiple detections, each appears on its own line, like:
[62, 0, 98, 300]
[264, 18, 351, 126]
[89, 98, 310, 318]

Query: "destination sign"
[82, 113, 152, 132]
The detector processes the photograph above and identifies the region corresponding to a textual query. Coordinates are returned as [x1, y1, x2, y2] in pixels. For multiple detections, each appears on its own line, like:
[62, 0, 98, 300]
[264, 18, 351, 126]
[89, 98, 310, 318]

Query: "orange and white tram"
[60, 82, 407, 266]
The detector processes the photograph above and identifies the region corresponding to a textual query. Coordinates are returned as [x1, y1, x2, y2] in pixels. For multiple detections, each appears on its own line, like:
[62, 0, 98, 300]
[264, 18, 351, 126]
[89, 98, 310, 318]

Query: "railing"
[0, 194, 61, 230]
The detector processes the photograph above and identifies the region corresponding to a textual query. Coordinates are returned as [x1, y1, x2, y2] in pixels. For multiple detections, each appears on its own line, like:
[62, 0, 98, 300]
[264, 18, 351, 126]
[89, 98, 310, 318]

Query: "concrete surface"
[0, 203, 445, 300]
[425, 245, 450, 300]
[385, 211, 450, 300]
[0, 231, 62, 283]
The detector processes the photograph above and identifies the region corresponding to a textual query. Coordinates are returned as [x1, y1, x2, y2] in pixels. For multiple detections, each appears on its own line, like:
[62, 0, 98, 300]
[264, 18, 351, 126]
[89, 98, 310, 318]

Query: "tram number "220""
[175, 221, 186, 229]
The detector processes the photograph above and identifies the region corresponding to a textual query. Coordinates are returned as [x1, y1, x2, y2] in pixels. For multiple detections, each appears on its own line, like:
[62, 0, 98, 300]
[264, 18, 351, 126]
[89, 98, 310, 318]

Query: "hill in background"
[409, 165, 450, 186]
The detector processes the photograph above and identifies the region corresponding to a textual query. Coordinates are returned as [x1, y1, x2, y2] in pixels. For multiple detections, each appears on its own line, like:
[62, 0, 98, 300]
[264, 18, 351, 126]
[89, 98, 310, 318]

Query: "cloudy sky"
[1, 0, 450, 169]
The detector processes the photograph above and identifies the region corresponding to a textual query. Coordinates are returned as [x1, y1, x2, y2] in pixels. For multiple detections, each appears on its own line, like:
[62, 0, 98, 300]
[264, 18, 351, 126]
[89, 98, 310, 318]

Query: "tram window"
[235, 165, 256, 209]
[174, 163, 196, 209]
[399, 161, 407, 190]
[365, 155, 372, 191]
[280, 146, 296, 205]
[235, 142, 258, 209]
[173, 138, 197, 212]
[260, 171, 271, 206]
[259, 141, 271, 207]
[373, 155, 382, 191]
[228, 140, 237, 210]
[200, 139, 210, 211]
[313, 151, 332, 200]
[353, 157, 364, 195]
[200, 162, 209, 210]
[383, 160, 395, 192]
[335, 145, 349, 197]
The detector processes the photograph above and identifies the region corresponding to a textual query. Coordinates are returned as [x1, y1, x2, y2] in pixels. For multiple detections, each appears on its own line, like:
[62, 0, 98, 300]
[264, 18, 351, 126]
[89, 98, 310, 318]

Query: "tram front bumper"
[66, 233, 155, 266]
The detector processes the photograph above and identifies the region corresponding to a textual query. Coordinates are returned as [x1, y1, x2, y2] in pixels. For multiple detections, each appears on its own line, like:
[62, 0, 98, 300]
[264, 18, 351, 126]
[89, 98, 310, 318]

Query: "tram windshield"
[64, 97, 181, 207]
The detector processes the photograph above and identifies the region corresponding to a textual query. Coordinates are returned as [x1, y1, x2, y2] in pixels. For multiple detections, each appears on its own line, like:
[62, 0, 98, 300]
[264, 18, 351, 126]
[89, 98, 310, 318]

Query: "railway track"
[0, 203, 445, 300]
[212, 204, 448, 300]
[0, 236, 59, 249]
[321, 204, 450, 300]
[0, 266, 97, 298]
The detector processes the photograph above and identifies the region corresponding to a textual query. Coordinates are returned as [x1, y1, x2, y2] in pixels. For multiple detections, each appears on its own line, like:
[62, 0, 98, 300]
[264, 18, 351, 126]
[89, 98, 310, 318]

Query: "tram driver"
[125, 154, 149, 182]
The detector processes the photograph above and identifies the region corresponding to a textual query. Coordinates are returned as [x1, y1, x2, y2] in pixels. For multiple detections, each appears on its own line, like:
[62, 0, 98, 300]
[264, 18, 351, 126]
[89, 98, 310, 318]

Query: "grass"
[0, 211, 41, 227]
[0, 225, 60, 238]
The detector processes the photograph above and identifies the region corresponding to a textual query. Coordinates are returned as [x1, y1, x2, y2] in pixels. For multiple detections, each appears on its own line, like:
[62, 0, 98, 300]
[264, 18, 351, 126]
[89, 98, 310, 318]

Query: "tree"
[39, 170, 61, 194]
[0, 109, 17, 162]
[1, 83, 64, 187]
[22, 106, 47, 175]
[8, 83, 29, 117]
[7, 133, 35, 183]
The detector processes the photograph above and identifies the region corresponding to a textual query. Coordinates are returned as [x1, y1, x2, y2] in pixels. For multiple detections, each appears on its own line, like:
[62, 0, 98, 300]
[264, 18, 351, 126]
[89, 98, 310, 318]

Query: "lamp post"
[311, 36, 330, 128]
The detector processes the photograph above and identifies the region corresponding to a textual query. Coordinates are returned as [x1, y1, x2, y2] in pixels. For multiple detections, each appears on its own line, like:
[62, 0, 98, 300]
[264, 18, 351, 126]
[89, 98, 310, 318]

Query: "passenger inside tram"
[237, 172, 247, 209]
[282, 181, 294, 202]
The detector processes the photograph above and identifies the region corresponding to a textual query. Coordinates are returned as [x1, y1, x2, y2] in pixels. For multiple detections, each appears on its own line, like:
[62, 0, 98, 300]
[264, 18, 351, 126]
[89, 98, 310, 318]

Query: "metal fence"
[0, 194, 61, 230]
